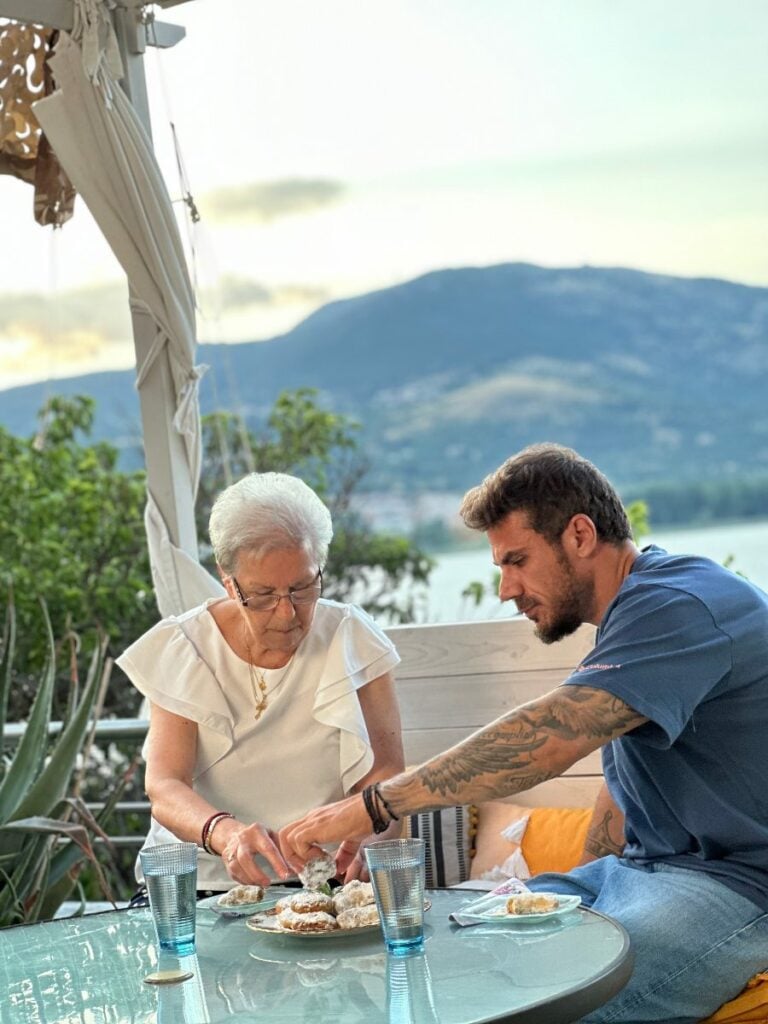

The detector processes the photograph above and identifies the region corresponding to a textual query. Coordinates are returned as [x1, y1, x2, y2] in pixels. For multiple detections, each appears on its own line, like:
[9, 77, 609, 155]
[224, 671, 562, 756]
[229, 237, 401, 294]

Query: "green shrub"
[0, 590, 119, 925]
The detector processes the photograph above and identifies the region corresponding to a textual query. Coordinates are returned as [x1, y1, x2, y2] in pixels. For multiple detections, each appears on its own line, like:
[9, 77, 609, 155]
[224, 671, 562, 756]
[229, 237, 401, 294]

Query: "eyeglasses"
[231, 570, 323, 612]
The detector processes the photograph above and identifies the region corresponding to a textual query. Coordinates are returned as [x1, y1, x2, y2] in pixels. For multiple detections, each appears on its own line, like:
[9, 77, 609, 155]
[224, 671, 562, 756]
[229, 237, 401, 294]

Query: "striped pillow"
[405, 806, 474, 887]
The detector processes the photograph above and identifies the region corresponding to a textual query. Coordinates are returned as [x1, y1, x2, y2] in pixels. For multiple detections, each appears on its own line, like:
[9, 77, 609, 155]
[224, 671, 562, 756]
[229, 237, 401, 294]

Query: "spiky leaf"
[0, 584, 16, 741]
[0, 600, 55, 823]
[11, 639, 104, 822]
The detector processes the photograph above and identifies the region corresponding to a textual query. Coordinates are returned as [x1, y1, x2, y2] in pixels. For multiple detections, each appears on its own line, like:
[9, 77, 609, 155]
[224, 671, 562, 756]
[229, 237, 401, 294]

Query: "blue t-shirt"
[565, 545, 768, 910]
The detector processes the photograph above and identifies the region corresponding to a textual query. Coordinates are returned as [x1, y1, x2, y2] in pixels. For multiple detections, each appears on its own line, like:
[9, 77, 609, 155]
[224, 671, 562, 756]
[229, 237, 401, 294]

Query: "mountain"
[2, 263, 767, 495]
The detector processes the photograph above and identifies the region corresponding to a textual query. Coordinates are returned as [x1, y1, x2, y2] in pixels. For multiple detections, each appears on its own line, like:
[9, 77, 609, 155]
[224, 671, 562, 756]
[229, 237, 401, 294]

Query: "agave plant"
[0, 588, 120, 926]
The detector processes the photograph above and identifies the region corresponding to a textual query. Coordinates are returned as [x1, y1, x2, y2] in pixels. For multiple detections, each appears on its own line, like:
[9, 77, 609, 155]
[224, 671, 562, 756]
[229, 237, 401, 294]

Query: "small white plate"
[463, 893, 581, 924]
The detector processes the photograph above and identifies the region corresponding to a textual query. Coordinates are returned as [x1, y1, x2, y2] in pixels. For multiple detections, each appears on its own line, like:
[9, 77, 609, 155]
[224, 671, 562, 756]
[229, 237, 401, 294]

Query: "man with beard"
[280, 443, 768, 1024]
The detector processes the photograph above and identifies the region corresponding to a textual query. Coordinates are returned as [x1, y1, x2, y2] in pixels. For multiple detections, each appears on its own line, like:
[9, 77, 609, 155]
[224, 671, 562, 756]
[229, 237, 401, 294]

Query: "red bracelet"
[201, 811, 233, 854]
[206, 812, 234, 854]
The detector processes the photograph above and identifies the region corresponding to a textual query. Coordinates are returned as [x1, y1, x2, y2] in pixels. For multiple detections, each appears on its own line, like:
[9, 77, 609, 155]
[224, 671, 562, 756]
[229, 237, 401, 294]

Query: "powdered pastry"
[287, 891, 334, 915]
[505, 893, 559, 915]
[336, 903, 380, 929]
[217, 884, 265, 907]
[278, 908, 338, 933]
[298, 851, 337, 890]
[332, 879, 375, 915]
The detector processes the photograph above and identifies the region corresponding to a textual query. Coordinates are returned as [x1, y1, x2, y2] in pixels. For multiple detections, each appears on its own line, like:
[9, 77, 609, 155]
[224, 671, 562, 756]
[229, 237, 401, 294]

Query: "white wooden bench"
[386, 616, 602, 808]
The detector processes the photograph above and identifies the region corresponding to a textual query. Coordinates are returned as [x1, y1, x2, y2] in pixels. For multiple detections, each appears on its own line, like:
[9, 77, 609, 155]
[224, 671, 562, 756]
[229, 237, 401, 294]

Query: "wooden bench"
[388, 616, 601, 806]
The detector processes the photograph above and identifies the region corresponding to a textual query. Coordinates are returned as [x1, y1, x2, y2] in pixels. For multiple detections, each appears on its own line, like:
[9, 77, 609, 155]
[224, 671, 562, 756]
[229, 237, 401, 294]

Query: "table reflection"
[387, 947, 439, 1024]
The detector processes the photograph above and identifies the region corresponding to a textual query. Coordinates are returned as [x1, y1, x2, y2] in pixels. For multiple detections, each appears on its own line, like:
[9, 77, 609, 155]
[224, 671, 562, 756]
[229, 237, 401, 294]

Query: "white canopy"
[33, 8, 223, 616]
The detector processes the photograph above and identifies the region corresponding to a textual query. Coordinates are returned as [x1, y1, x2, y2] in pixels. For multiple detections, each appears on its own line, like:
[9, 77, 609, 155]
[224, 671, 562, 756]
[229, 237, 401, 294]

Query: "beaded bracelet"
[206, 812, 234, 855]
[201, 811, 233, 854]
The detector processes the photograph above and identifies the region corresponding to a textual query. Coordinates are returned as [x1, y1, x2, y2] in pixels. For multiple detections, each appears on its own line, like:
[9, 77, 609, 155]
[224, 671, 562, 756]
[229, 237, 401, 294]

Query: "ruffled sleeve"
[311, 603, 401, 793]
[116, 604, 235, 775]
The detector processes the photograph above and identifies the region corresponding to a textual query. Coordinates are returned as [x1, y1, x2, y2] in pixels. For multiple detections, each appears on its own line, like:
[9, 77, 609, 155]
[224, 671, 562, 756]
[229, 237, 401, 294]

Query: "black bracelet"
[362, 784, 389, 834]
[373, 782, 399, 822]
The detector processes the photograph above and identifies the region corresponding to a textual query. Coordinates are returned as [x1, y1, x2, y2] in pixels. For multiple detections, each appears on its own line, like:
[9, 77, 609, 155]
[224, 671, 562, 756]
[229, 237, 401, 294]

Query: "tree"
[199, 388, 434, 622]
[0, 397, 155, 718]
[2, 390, 434, 722]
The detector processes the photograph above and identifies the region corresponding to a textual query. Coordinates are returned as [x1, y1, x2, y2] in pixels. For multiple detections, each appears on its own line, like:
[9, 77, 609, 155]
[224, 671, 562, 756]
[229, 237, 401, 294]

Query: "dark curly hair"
[460, 443, 631, 544]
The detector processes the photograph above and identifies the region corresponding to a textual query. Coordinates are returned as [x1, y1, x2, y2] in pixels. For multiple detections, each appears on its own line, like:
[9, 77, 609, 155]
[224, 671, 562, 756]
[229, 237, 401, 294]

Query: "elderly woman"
[117, 472, 404, 894]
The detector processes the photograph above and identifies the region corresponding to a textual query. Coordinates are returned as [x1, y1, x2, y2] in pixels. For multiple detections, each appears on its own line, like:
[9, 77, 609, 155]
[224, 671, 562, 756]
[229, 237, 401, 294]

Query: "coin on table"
[143, 969, 194, 985]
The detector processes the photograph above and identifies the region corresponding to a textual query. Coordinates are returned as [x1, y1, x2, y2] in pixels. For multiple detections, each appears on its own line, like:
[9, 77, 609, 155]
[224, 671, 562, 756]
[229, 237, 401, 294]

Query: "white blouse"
[117, 599, 400, 889]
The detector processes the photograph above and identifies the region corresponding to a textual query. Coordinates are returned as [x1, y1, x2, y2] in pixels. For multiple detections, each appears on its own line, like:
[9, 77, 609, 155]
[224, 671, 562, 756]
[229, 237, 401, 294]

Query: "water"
[424, 520, 768, 623]
[145, 868, 197, 954]
[368, 864, 425, 952]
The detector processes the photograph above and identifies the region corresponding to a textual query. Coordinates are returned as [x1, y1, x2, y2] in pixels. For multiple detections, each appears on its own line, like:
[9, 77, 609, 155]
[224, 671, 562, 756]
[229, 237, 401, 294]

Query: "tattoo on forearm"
[387, 686, 645, 812]
[583, 809, 625, 859]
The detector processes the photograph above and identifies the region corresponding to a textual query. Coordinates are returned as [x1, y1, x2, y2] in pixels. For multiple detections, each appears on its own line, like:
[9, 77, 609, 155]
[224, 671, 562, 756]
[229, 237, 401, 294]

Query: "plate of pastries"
[246, 880, 384, 938]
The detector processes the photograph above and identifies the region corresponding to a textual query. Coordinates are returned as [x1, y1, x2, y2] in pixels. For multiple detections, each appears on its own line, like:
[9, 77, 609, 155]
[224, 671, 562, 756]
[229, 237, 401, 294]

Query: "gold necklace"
[248, 660, 269, 721]
[243, 638, 292, 721]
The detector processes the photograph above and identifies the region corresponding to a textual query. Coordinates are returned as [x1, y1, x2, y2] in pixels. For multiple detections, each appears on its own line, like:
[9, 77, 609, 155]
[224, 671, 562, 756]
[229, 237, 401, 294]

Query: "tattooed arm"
[578, 782, 626, 864]
[379, 685, 646, 814]
[278, 685, 646, 865]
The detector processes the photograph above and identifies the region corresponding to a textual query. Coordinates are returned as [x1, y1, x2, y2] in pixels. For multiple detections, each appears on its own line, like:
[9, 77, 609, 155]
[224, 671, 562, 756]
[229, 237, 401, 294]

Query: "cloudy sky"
[1, 0, 766, 389]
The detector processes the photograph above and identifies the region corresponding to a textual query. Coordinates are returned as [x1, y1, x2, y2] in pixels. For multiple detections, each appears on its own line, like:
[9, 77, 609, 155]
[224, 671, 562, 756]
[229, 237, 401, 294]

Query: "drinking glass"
[140, 842, 198, 955]
[365, 838, 426, 953]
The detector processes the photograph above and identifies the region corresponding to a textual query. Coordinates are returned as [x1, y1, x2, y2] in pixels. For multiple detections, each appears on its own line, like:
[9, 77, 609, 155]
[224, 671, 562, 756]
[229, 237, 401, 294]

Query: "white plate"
[463, 893, 581, 924]
[245, 897, 432, 939]
[198, 893, 270, 918]
[246, 913, 381, 940]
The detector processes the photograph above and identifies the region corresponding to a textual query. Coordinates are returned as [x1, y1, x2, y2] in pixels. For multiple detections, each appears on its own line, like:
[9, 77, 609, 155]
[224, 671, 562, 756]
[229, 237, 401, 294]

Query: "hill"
[2, 263, 766, 496]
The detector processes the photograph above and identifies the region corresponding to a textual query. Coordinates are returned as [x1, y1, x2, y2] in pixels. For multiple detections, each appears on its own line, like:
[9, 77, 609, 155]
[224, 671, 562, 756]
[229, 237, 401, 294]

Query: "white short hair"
[209, 472, 333, 575]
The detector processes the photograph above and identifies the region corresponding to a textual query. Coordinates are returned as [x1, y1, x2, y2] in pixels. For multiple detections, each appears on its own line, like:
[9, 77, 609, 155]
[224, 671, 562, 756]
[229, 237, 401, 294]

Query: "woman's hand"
[220, 822, 293, 887]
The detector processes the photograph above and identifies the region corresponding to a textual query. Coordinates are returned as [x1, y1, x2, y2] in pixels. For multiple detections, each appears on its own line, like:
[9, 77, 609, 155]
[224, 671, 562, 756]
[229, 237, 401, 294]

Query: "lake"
[420, 519, 768, 623]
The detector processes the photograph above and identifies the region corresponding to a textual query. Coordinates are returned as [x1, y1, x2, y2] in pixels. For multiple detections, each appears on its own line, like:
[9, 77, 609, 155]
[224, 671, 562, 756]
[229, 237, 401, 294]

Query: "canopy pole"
[111, 3, 200, 558]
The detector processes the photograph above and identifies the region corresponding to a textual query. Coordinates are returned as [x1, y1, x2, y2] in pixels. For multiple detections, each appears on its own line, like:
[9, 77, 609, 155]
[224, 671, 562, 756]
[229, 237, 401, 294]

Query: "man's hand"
[278, 793, 371, 874]
[334, 817, 403, 883]
[334, 839, 365, 881]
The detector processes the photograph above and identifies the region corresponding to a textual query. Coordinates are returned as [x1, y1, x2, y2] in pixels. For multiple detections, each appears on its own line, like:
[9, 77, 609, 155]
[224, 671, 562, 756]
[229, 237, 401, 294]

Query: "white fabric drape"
[33, 10, 223, 616]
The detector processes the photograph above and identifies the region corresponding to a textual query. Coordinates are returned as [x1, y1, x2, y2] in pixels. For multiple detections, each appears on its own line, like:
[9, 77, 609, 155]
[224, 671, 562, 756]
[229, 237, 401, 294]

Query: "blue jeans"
[527, 857, 768, 1024]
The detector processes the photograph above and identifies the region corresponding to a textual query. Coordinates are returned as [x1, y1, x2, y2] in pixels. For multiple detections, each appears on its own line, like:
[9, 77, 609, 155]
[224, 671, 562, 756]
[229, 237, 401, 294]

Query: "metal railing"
[3, 719, 149, 742]
[5, 718, 151, 848]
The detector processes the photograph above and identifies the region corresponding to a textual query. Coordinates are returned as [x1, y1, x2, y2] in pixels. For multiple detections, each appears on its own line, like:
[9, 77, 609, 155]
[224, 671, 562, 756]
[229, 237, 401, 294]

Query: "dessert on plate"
[298, 851, 337, 891]
[217, 884, 265, 907]
[250, 878, 381, 934]
[505, 893, 559, 915]
[278, 908, 339, 933]
[332, 879, 375, 915]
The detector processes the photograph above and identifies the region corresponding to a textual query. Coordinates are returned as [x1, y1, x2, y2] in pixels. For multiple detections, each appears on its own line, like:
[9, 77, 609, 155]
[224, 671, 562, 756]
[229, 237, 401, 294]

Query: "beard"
[534, 550, 594, 645]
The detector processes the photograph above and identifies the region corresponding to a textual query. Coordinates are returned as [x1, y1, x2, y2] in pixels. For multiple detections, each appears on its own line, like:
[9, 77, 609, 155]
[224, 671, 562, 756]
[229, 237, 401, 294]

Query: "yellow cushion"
[701, 973, 768, 1023]
[470, 802, 592, 879]
[522, 805, 593, 875]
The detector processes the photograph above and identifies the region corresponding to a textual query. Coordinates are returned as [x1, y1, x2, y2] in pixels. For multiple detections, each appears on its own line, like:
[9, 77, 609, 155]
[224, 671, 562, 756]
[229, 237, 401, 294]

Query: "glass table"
[0, 888, 632, 1024]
